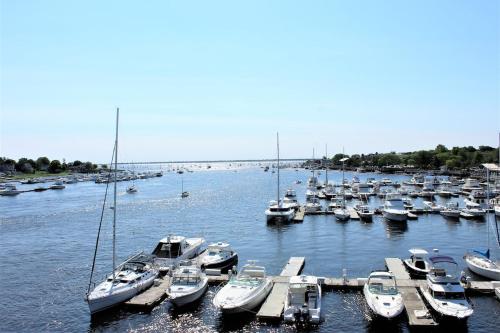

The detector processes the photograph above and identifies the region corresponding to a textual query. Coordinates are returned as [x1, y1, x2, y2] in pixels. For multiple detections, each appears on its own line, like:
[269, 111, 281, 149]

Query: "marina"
[1, 165, 500, 332]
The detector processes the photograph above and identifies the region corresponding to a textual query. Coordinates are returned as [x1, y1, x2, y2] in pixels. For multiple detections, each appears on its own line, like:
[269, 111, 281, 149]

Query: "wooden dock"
[257, 257, 305, 320]
[125, 276, 171, 308]
[383, 258, 437, 326]
[292, 207, 305, 222]
[385, 257, 411, 280]
[348, 208, 360, 219]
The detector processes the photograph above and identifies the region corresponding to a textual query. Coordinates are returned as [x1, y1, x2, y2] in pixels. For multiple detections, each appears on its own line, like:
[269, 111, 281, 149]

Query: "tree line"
[0, 157, 100, 174]
[322, 144, 498, 170]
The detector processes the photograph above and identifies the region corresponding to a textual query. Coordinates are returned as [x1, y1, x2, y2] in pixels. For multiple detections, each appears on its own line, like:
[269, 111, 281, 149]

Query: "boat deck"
[256, 257, 305, 320]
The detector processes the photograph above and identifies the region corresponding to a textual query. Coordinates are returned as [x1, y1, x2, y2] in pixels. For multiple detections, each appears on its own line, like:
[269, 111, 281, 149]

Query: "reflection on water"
[384, 219, 408, 238]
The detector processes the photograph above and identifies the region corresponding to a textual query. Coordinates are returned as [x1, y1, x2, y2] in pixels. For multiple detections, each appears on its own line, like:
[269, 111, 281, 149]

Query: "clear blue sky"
[1, 0, 499, 162]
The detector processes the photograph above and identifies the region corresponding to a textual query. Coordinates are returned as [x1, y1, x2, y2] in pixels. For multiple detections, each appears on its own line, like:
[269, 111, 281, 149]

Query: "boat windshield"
[433, 291, 465, 300]
[368, 276, 398, 295]
[172, 275, 200, 285]
[152, 242, 182, 258]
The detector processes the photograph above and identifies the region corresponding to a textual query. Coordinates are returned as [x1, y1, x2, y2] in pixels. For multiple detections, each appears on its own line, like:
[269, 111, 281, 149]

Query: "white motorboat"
[464, 190, 489, 210]
[283, 189, 300, 210]
[423, 201, 444, 213]
[126, 185, 137, 193]
[0, 184, 22, 196]
[152, 235, 205, 272]
[266, 200, 295, 222]
[50, 180, 66, 190]
[305, 188, 317, 200]
[440, 202, 461, 218]
[305, 197, 322, 213]
[496, 287, 500, 301]
[436, 185, 453, 197]
[419, 255, 473, 320]
[86, 109, 158, 315]
[354, 204, 374, 221]
[334, 207, 350, 221]
[285, 188, 297, 200]
[381, 178, 393, 185]
[464, 249, 500, 281]
[213, 261, 272, 314]
[461, 178, 482, 192]
[199, 242, 238, 273]
[460, 202, 486, 218]
[419, 180, 435, 198]
[402, 197, 413, 209]
[327, 197, 343, 211]
[382, 193, 408, 222]
[167, 265, 208, 307]
[403, 248, 430, 276]
[323, 184, 336, 199]
[363, 271, 404, 319]
[283, 275, 322, 324]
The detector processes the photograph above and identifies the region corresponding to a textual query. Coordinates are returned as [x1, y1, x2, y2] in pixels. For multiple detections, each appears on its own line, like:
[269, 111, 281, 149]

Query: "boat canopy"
[429, 255, 457, 265]
[409, 248, 428, 256]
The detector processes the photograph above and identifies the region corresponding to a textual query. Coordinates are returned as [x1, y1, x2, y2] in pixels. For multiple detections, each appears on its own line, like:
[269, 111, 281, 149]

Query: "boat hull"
[214, 279, 272, 314]
[383, 210, 408, 222]
[87, 274, 156, 315]
[201, 253, 238, 274]
[465, 257, 500, 280]
[168, 281, 208, 307]
[419, 287, 473, 320]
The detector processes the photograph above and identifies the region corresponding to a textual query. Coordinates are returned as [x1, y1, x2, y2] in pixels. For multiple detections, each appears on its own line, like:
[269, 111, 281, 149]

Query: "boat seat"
[307, 293, 317, 308]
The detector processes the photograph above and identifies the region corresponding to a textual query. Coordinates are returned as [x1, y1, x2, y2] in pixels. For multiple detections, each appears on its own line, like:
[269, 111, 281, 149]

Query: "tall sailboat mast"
[325, 144, 328, 186]
[277, 132, 280, 205]
[113, 108, 119, 282]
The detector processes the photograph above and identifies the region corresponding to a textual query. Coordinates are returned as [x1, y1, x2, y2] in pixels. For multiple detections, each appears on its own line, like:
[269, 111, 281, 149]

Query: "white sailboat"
[334, 156, 350, 221]
[265, 133, 295, 223]
[464, 163, 500, 280]
[85, 109, 158, 315]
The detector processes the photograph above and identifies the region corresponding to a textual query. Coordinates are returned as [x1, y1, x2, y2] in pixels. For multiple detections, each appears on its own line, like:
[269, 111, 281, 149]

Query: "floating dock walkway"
[125, 276, 171, 309]
[256, 257, 305, 320]
[384, 258, 437, 327]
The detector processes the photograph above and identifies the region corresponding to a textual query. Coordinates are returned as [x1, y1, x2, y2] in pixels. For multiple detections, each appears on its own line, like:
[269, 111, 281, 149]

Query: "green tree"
[48, 160, 62, 173]
[36, 157, 50, 171]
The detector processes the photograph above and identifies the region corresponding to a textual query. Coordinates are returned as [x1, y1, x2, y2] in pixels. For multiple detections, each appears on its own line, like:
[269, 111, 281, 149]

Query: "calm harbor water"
[1, 166, 499, 333]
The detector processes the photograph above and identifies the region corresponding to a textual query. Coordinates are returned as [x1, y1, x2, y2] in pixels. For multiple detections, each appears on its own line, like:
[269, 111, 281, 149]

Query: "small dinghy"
[212, 261, 272, 314]
[283, 275, 322, 324]
[363, 271, 404, 319]
[126, 185, 137, 193]
[167, 265, 208, 307]
[199, 242, 238, 274]
[403, 248, 430, 276]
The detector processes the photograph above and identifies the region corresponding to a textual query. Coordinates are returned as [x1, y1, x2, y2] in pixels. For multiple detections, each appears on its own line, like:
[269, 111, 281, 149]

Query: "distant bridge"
[116, 158, 310, 165]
